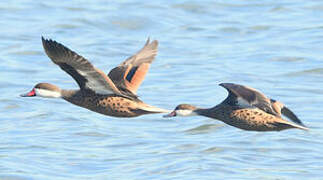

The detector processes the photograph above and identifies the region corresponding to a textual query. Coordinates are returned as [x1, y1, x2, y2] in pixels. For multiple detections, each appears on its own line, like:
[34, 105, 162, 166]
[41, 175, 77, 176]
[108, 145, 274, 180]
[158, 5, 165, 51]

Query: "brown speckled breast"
[206, 105, 296, 131]
[87, 95, 141, 117]
[63, 90, 144, 117]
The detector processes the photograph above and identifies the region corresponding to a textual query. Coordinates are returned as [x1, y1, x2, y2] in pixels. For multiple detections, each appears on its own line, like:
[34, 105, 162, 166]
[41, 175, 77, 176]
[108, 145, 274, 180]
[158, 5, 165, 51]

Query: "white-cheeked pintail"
[164, 83, 308, 131]
[21, 37, 169, 117]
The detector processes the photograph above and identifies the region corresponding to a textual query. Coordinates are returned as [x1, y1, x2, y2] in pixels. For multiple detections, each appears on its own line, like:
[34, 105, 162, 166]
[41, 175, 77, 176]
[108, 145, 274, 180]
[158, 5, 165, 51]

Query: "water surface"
[1, 0, 323, 179]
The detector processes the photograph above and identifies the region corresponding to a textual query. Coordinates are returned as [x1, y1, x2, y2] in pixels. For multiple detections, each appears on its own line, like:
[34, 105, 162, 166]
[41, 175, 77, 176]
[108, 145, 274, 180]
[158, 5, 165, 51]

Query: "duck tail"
[289, 122, 309, 131]
[275, 120, 309, 131]
[138, 104, 171, 114]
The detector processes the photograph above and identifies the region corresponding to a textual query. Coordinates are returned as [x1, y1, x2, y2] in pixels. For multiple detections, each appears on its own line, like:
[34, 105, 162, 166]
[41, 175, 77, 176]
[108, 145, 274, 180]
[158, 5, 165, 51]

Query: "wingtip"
[41, 36, 46, 44]
[41, 36, 51, 48]
[151, 39, 158, 47]
[219, 83, 235, 86]
[41, 36, 51, 43]
[144, 37, 158, 48]
[41, 36, 57, 44]
[219, 83, 247, 91]
[41, 37, 65, 53]
[146, 37, 150, 45]
[219, 83, 230, 88]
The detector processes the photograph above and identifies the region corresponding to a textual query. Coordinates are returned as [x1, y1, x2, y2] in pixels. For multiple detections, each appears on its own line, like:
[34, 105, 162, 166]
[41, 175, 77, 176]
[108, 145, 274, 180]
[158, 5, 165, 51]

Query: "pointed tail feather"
[139, 104, 171, 114]
[288, 121, 309, 131]
[274, 120, 309, 131]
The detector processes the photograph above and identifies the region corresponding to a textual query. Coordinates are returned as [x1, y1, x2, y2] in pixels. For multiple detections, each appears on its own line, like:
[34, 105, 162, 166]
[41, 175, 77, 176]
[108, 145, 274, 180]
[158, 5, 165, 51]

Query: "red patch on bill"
[27, 89, 36, 96]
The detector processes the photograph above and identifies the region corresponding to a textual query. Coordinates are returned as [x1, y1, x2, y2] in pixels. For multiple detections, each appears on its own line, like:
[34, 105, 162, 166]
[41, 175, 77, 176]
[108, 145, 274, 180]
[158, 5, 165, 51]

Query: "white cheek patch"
[176, 109, 197, 117]
[236, 97, 253, 108]
[35, 88, 61, 98]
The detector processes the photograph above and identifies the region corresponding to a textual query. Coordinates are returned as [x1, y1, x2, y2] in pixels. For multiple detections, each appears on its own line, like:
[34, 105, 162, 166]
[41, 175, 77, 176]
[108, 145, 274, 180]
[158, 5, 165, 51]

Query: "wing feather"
[42, 37, 122, 95]
[271, 99, 306, 126]
[220, 83, 278, 116]
[108, 38, 158, 94]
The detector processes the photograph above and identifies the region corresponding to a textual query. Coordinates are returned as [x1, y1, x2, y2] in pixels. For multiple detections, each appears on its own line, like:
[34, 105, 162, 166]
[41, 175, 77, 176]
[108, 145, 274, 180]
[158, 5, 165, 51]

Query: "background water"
[1, 0, 323, 179]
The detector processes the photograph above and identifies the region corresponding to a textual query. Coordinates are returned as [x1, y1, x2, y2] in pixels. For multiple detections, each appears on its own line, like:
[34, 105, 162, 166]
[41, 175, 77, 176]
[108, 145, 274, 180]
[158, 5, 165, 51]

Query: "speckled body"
[165, 83, 307, 131]
[62, 90, 153, 117]
[198, 104, 298, 131]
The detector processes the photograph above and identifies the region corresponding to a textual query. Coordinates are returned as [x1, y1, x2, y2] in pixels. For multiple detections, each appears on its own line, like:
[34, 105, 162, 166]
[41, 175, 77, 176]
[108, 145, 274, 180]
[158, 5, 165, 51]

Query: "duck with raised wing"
[21, 37, 169, 117]
[164, 83, 308, 131]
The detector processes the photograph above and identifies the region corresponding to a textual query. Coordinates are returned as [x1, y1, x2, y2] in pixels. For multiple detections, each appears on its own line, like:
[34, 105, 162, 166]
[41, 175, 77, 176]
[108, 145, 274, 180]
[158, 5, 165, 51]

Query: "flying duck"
[164, 83, 308, 131]
[21, 37, 169, 117]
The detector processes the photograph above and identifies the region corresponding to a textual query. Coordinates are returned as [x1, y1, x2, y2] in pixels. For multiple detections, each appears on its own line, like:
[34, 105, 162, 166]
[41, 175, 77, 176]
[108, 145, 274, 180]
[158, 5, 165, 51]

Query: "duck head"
[20, 83, 62, 98]
[163, 104, 198, 117]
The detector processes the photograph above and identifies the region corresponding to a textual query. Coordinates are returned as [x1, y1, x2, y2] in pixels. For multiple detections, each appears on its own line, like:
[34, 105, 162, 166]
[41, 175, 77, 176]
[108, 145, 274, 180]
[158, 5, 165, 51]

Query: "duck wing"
[219, 83, 279, 116]
[270, 99, 306, 126]
[108, 38, 158, 95]
[42, 37, 123, 96]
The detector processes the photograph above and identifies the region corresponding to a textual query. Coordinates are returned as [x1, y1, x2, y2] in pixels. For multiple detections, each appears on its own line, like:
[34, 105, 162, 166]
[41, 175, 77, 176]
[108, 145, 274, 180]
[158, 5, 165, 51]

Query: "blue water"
[1, 0, 323, 179]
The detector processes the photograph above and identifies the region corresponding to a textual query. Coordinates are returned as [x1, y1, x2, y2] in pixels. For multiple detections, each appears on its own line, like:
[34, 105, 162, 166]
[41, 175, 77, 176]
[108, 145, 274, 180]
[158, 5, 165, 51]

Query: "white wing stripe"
[236, 97, 253, 108]
[76, 69, 115, 94]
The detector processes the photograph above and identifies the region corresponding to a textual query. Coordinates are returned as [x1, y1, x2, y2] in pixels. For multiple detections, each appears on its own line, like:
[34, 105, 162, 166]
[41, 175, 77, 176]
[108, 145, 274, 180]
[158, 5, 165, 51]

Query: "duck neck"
[194, 107, 210, 117]
[61, 89, 79, 100]
[61, 89, 83, 104]
[195, 105, 223, 119]
[60, 89, 88, 107]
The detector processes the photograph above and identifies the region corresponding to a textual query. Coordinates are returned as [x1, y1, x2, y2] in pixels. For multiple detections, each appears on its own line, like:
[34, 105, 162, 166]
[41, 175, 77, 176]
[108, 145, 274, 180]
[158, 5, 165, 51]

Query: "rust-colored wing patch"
[124, 63, 150, 94]
[270, 99, 284, 116]
[108, 38, 158, 95]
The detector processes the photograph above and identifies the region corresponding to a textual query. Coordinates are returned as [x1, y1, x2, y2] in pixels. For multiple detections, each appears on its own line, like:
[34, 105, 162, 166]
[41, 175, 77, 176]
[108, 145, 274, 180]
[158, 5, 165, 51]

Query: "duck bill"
[163, 111, 176, 118]
[20, 89, 36, 97]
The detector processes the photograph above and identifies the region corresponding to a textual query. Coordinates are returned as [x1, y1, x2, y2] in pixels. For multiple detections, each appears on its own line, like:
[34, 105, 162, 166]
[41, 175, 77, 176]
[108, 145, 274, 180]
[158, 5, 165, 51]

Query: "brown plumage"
[20, 37, 169, 117]
[164, 83, 308, 131]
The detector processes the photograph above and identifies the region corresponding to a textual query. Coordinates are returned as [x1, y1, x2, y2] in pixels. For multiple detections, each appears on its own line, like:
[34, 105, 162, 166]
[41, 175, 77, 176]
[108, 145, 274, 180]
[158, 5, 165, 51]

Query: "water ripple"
[1, 0, 323, 179]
